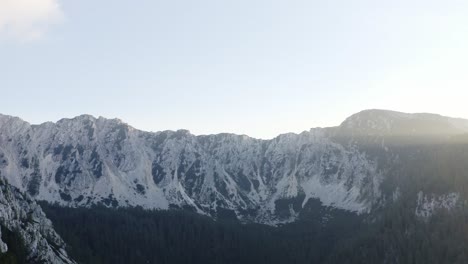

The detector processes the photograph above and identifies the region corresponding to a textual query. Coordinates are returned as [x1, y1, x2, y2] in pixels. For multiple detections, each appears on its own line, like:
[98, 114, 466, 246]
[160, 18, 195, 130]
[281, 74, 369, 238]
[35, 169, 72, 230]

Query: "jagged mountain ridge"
[0, 110, 466, 224]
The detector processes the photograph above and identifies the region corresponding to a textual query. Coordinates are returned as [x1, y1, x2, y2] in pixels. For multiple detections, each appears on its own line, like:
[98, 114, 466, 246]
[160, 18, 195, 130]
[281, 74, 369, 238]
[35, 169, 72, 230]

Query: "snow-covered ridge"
[3, 109, 468, 224]
[0, 112, 388, 224]
[2, 109, 467, 224]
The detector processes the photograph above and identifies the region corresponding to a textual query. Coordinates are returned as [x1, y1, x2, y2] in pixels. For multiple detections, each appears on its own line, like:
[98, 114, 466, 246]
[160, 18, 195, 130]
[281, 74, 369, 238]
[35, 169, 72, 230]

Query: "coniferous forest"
[40, 203, 360, 264]
[39, 201, 468, 264]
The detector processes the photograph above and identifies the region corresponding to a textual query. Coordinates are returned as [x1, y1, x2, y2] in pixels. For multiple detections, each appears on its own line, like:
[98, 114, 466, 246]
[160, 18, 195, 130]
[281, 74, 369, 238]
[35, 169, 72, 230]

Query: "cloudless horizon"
[1, 0, 468, 139]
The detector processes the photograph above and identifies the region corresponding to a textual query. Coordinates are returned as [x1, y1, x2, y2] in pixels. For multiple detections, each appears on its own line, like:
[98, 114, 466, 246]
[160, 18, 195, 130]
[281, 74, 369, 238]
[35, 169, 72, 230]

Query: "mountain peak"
[339, 109, 468, 136]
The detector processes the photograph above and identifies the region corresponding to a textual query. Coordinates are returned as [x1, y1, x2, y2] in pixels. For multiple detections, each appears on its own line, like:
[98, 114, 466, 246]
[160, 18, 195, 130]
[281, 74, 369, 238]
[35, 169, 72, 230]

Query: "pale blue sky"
[1, 0, 467, 138]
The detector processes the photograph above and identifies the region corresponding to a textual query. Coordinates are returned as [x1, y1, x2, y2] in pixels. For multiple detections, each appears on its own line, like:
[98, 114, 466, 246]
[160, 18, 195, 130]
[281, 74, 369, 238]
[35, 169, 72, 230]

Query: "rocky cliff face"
[0, 113, 383, 224]
[0, 178, 75, 263]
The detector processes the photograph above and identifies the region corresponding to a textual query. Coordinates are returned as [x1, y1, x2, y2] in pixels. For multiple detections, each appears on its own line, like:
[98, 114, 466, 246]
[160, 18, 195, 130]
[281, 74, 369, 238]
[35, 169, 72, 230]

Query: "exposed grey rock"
[0, 179, 75, 263]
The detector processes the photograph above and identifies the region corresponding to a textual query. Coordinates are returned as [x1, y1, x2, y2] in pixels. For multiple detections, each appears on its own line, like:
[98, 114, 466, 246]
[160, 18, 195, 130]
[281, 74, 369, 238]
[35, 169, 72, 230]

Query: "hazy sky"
[1, 0, 467, 138]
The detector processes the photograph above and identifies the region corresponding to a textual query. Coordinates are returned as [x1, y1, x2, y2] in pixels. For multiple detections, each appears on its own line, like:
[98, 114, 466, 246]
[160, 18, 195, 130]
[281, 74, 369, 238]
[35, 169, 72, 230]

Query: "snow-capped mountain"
[0, 109, 466, 224]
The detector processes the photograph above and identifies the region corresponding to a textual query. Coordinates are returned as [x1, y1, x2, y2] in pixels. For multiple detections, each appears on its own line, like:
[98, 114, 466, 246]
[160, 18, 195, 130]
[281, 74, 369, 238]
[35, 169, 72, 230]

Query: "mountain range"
[1, 109, 467, 226]
[2, 109, 468, 263]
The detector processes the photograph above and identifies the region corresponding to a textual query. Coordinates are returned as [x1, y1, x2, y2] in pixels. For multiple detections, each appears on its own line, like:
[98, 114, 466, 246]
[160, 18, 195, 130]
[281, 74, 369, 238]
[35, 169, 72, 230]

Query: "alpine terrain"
[1, 109, 468, 263]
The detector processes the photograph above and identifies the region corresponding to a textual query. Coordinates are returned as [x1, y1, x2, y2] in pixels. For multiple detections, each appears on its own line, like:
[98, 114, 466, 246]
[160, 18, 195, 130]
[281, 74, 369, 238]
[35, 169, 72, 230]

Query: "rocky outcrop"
[0, 178, 75, 263]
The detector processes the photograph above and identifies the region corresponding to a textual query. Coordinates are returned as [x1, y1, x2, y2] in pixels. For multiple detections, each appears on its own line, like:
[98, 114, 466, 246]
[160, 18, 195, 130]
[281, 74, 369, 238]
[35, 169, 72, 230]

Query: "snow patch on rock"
[415, 191, 460, 219]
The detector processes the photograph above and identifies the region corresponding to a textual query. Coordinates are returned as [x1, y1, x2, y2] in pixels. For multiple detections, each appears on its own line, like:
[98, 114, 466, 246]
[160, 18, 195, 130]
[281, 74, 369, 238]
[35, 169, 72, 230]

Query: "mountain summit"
[339, 109, 468, 136]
